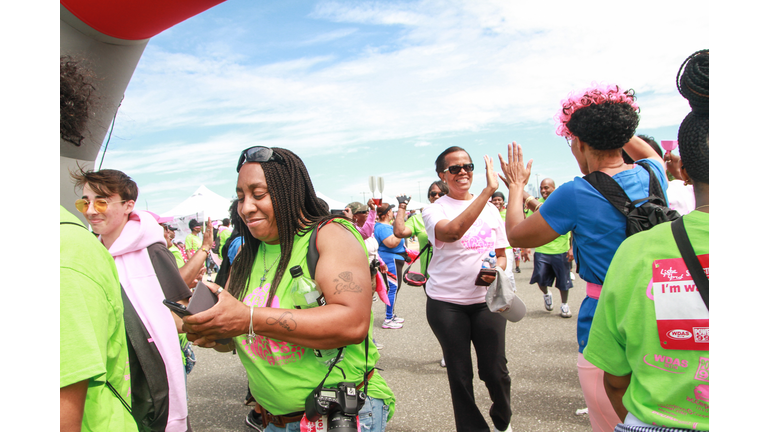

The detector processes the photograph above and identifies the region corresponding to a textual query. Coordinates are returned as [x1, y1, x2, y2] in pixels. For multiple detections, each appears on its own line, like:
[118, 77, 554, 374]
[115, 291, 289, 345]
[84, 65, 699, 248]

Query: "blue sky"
[99, 0, 709, 213]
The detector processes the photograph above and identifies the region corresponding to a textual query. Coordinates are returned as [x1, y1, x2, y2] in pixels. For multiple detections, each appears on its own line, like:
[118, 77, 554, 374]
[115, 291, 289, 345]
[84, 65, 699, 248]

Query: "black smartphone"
[163, 299, 191, 318]
[474, 268, 496, 286]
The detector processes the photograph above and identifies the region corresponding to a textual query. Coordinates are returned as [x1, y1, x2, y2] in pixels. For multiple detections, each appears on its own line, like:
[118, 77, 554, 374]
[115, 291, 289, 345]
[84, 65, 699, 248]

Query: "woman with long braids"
[585, 50, 709, 431]
[499, 84, 667, 432]
[183, 147, 395, 432]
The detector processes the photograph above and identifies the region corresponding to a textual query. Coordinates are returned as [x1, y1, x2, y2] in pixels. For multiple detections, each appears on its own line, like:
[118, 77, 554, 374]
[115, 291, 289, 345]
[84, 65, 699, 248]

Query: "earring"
[684, 179, 692, 186]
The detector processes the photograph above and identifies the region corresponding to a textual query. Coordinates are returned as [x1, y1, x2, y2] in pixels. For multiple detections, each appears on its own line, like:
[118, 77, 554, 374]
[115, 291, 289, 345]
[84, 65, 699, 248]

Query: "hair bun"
[676, 49, 709, 115]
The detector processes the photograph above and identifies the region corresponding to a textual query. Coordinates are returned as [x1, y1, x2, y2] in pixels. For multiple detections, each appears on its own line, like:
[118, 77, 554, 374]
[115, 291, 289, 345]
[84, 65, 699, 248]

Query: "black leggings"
[426, 296, 511, 432]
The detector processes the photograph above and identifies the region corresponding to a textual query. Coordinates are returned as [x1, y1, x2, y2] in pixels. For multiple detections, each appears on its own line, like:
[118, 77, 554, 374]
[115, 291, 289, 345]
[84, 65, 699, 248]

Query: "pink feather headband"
[554, 83, 639, 138]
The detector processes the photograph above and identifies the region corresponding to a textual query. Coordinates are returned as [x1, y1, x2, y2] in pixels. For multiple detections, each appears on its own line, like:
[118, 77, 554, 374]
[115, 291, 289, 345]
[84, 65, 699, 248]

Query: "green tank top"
[234, 218, 395, 419]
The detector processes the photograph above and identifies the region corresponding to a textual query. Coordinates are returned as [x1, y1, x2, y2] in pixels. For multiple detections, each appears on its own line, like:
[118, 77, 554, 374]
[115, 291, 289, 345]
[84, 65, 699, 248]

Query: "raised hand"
[498, 142, 532, 189]
[396, 194, 411, 207]
[484, 154, 499, 192]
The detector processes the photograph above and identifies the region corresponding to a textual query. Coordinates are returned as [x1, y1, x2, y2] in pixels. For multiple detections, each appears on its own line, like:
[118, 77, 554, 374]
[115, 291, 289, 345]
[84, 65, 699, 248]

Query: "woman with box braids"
[581, 49, 709, 432]
[227, 147, 335, 304]
[184, 147, 395, 432]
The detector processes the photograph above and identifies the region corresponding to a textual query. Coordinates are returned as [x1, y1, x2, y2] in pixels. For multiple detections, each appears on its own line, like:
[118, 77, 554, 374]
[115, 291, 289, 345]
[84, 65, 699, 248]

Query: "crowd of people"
[61, 48, 708, 432]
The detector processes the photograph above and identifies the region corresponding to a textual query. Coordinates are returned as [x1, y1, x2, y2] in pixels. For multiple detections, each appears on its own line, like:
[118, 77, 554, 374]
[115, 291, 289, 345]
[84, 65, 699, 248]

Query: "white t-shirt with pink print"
[422, 194, 510, 305]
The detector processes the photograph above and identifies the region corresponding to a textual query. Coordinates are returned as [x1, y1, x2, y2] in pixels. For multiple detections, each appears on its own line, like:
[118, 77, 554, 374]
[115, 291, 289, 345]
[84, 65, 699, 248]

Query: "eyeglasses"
[442, 163, 474, 175]
[237, 146, 285, 172]
[75, 198, 127, 214]
[429, 191, 445, 198]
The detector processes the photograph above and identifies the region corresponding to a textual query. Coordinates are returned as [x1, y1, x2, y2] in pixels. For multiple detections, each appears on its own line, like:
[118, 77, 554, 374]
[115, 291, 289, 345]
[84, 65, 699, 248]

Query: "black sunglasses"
[429, 191, 445, 198]
[442, 163, 474, 175]
[237, 146, 285, 172]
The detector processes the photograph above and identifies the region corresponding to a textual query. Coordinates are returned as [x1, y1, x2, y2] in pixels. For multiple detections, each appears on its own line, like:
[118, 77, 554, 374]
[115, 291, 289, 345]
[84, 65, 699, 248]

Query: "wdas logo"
[666, 329, 692, 340]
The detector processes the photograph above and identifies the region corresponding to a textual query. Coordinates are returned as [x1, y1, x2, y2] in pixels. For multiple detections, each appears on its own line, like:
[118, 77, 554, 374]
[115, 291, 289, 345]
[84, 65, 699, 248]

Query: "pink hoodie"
[106, 210, 188, 432]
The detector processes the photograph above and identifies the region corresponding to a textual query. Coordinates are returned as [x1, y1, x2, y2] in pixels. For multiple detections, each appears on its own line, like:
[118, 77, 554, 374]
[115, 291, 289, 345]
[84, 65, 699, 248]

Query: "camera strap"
[314, 337, 371, 395]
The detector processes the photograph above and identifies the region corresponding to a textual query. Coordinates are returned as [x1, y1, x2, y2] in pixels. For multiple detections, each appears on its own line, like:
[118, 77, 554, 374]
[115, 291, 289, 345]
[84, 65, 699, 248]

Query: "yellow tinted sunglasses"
[75, 198, 126, 214]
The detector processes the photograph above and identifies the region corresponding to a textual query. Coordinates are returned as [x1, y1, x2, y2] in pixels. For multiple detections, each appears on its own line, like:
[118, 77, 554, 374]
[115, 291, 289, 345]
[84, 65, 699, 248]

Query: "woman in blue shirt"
[499, 84, 667, 432]
[374, 203, 407, 329]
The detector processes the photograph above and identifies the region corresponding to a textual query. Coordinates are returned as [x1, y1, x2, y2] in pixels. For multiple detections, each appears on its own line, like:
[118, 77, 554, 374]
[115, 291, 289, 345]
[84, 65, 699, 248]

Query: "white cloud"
[106, 0, 708, 212]
[298, 28, 359, 45]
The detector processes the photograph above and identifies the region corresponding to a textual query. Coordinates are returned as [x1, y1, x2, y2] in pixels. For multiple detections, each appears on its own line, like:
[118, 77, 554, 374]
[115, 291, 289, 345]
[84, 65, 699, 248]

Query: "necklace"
[695, 204, 709, 211]
[259, 242, 280, 288]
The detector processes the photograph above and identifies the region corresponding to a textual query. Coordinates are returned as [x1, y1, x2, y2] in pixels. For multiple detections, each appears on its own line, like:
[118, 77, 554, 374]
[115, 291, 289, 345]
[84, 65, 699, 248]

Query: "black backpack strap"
[635, 161, 669, 206]
[582, 171, 633, 218]
[106, 381, 132, 414]
[307, 218, 346, 279]
[670, 218, 709, 310]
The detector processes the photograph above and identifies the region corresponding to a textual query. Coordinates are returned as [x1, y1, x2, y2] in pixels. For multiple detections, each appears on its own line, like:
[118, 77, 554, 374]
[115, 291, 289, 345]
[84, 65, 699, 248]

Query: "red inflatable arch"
[60, 0, 226, 220]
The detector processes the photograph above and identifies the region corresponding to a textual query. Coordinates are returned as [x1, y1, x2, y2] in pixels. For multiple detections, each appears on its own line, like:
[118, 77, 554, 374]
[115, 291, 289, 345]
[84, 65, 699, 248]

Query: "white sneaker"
[391, 315, 405, 324]
[382, 319, 403, 329]
[543, 292, 553, 311]
[493, 424, 511, 432]
[560, 303, 572, 318]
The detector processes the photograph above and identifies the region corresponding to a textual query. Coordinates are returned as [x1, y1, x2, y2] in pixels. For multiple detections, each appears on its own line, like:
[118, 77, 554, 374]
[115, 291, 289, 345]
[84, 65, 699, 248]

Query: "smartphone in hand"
[163, 299, 191, 318]
[474, 268, 496, 286]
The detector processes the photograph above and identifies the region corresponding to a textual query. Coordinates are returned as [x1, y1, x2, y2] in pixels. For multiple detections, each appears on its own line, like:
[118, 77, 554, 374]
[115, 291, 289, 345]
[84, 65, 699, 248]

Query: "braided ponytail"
[676, 49, 709, 184]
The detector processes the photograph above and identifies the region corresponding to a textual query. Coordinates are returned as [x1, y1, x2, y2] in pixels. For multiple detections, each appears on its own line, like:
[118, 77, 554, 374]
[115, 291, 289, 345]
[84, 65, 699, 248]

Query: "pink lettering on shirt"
[460, 218, 495, 252]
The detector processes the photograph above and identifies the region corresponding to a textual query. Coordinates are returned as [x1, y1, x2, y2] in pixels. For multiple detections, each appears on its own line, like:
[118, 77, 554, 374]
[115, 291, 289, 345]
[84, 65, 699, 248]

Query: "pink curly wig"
[554, 83, 639, 138]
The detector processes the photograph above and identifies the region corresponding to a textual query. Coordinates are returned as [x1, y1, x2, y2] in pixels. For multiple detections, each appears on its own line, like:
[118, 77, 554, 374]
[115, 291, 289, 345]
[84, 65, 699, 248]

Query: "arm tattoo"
[266, 312, 297, 332]
[333, 271, 363, 294]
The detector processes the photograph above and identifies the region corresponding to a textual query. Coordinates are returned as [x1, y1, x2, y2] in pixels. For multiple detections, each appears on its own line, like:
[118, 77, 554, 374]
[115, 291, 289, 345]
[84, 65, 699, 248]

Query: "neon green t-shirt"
[218, 228, 232, 256]
[524, 198, 571, 254]
[169, 244, 185, 268]
[234, 219, 396, 420]
[185, 233, 202, 252]
[404, 213, 432, 276]
[584, 211, 709, 430]
[60, 207, 138, 432]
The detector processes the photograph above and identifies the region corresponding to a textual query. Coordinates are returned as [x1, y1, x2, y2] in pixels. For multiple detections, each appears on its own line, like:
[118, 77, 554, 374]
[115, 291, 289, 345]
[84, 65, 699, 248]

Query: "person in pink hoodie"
[71, 168, 193, 432]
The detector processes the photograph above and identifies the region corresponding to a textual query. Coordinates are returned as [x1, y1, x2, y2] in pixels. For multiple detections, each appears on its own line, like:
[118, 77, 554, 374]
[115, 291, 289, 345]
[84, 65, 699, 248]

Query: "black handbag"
[402, 243, 432, 287]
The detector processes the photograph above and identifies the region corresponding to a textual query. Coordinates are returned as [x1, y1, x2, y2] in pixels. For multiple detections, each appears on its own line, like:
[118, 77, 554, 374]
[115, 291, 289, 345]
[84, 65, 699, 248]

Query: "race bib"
[652, 255, 709, 351]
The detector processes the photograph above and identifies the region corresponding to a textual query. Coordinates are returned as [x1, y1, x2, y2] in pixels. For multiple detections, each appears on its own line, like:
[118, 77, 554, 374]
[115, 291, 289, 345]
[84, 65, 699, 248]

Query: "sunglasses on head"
[75, 198, 127, 214]
[442, 163, 474, 175]
[237, 146, 285, 172]
[429, 191, 445, 198]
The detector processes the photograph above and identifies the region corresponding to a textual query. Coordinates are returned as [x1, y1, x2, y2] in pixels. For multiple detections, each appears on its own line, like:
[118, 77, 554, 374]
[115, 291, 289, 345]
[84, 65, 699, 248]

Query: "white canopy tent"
[315, 192, 348, 211]
[161, 185, 233, 221]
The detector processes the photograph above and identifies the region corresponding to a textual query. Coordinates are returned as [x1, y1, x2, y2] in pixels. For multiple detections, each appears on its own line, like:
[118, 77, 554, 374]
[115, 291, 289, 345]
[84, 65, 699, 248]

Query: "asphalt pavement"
[187, 256, 593, 432]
